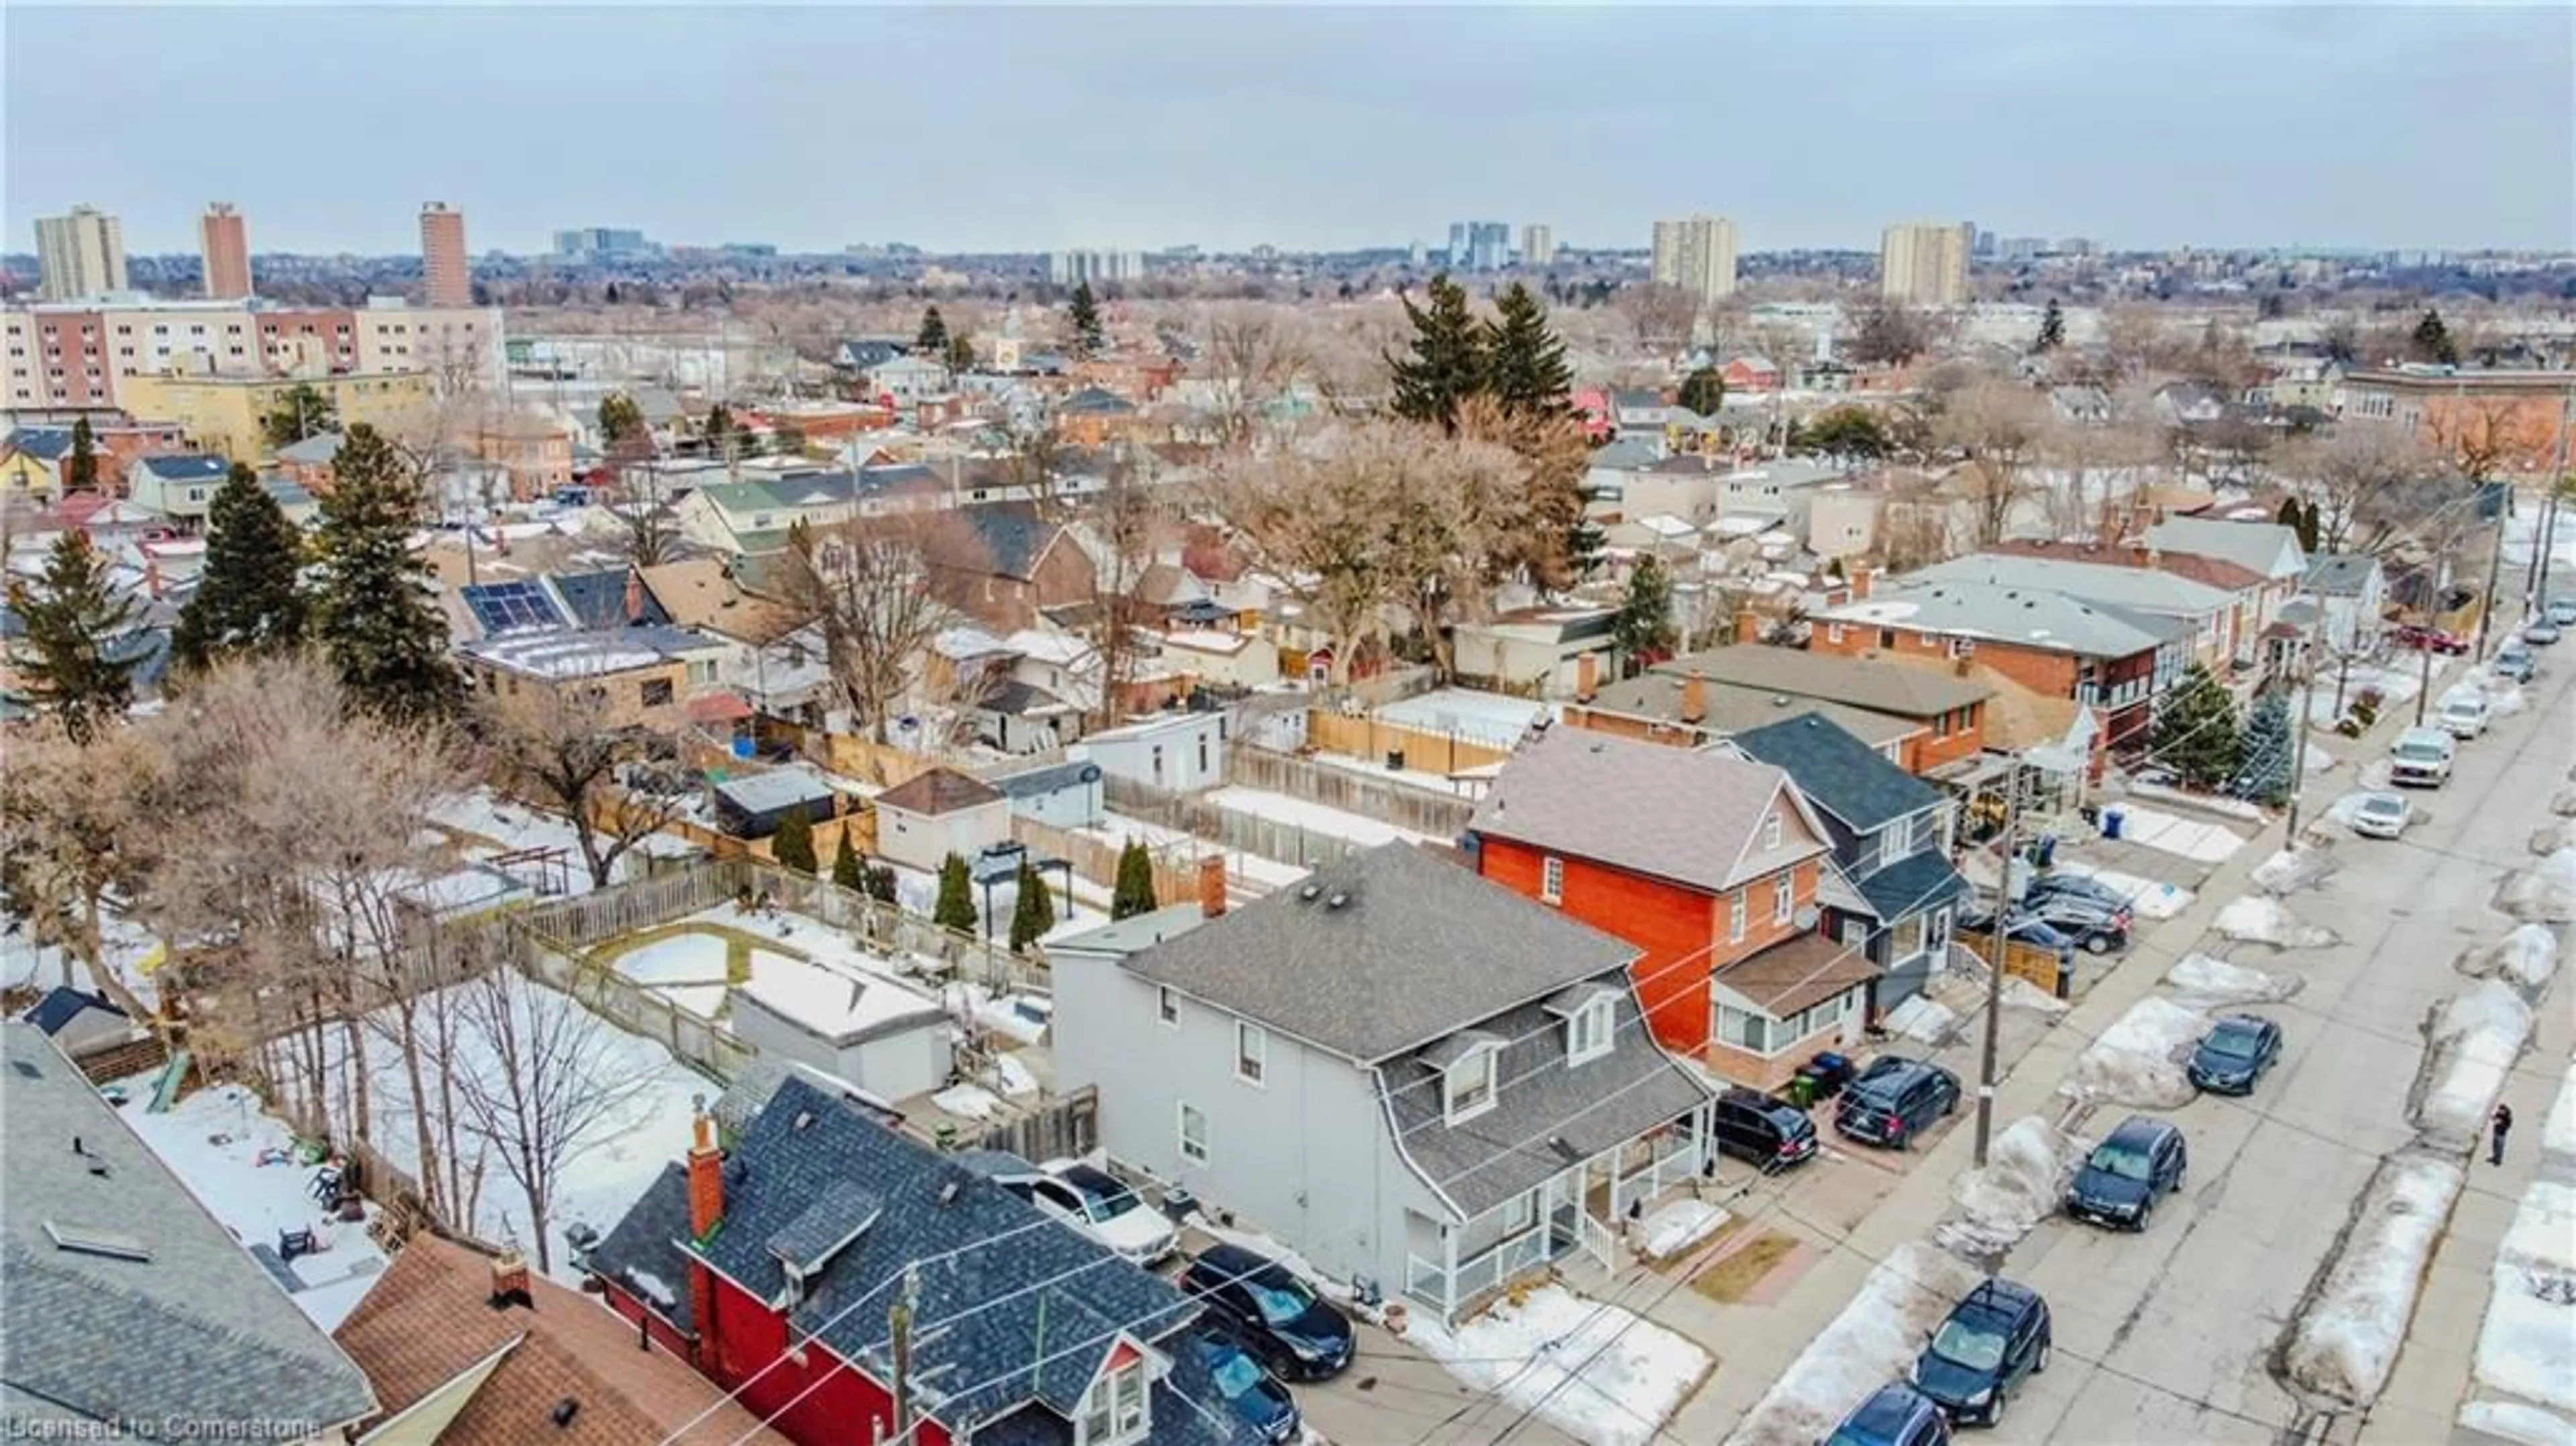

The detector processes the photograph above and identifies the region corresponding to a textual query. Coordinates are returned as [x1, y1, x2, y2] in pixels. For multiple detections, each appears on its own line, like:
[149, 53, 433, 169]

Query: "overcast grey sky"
[7, 5, 2571, 256]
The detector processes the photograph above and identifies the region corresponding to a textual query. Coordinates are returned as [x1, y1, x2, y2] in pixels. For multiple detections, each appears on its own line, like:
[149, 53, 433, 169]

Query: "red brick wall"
[1812, 623, 2084, 703]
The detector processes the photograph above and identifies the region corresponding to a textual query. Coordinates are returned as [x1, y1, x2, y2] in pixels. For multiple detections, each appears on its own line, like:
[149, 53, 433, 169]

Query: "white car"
[2436, 693, 2491, 739]
[2349, 791, 2411, 840]
[1034, 1158, 1180, 1265]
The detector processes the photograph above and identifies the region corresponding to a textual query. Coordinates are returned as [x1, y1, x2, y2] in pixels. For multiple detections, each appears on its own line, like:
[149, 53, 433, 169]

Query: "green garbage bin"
[1787, 1074, 1817, 1108]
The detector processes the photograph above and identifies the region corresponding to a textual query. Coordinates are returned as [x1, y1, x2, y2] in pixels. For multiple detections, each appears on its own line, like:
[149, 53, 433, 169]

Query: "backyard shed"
[709, 769, 842, 840]
[873, 768, 1012, 873]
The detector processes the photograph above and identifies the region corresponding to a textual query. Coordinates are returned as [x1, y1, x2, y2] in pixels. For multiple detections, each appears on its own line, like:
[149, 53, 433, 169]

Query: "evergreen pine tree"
[1110, 839, 1157, 920]
[311, 424, 456, 721]
[1481, 282, 1572, 419]
[2411, 309, 2459, 367]
[2232, 689, 2297, 805]
[1677, 367, 1727, 417]
[1564, 516, 1609, 583]
[174, 463, 308, 673]
[259, 382, 339, 451]
[2034, 299, 2066, 353]
[933, 852, 977, 934]
[1066, 283, 1106, 359]
[832, 828, 864, 890]
[702, 402, 737, 458]
[2299, 499, 2323, 553]
[771, 810, 818, 874]
[2275, 496, 2304, 535]
[1385, 274, 1487, 431]
[945, 332, 977, 374]
[916, 307, 949, 353]
[596, 391, 645, 450]
[1610, 554, 1677, 674]
[5, 531, 141, 745]
[1009, 864, 1056, 952]
[2151, 661, 2242, 790]
[66, 417, 99, 493]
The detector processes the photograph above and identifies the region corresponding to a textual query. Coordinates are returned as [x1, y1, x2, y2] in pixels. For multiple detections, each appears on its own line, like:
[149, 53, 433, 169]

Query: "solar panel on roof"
[464, 581, 562, 636]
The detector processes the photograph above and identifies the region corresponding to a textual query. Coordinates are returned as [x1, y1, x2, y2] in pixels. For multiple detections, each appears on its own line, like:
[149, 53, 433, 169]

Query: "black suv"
[1913, 1278, 2052, 1427]
[1835, 1056, 1962, 1150]
[2188, 1014, 2282, 1096]
[1710, 1087, 1819, 1170]
[1179, 1243, 1354, 1380]
[2065, 1115, 2188, 1230]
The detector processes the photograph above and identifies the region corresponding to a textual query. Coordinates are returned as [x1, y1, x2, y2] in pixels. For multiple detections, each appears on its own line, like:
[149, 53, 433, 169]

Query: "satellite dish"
[1792, 905, 1821, 932]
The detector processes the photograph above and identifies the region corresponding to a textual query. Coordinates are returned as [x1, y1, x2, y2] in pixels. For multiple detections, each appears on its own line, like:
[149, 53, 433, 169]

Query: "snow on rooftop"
[737, 950, 945, 1042]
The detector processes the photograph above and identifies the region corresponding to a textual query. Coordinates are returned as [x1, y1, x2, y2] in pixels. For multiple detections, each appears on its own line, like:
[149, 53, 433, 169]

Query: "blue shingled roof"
[1854, 848, 1970, 924]
[1732, 711, 1941, 834]
[24, 987, 123, 1036]
[582, 1077, 1255, 1445]
[132, 454, 231, 483]
[5, 427, 75, 461]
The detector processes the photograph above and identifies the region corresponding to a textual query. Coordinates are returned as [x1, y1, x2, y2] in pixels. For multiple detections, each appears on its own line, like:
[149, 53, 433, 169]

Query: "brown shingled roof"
[1713, 933, 1880, 1017]
[332, 1235, 792, 1445]
[877, 766, 1006, 816]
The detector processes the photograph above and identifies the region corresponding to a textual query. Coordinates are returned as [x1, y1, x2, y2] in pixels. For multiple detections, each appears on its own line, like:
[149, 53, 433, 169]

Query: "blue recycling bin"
[2101, 807, 2125, 840]
[2033, 836, 2058, 867]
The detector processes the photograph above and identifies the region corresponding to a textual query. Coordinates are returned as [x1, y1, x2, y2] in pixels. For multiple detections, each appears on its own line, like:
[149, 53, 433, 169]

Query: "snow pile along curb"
[2473, 1179, 2576, 1417]
[2455, 924, 2562, 997]
[1724, 1241, 1982, 1446]
[1933, 1116, 2085, 1262]
[2165, 952, 2304, 1005]
[2496, 848, 2576, 924]
[2279, 1152, 2467, 1408]
[1411, 1284, 1711, 1446]
[2214, 895, 2341, 950]
[2067, 997, 2209, 1109]
[2408, 980, 2535, 1153]
[2250, 847, 2339, 897]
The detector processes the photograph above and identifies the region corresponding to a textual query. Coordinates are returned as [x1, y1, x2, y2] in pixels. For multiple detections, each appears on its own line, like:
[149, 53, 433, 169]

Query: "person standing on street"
[2491, 1104, 2514, 1166]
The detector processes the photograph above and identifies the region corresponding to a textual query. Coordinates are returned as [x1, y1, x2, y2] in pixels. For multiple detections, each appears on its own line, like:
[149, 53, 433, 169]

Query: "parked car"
[1185, 1326, 1301, 1444]
[1835, 1056, 1962, 1150]
[2388, 727, 2456, 788]
[2525, 618, 2564, 647]
[2349, 791, 2412, 840]
[2021, 874, 2128, 913]
[1955, 906, 2081, 957]
[2548, 597, 2576, 627]
[2392, 623, 2470, 655]
[2188, 1014, 2284, 1095]
[1026, 1159, 1180, 1264]
[2016, 893, 2131, 955]
[1911, 1279, 2053, 1427]
[2437, 693, 2491, 739]
[1179, 1243, 1355, 1380]
[1827, 1382, 1955, 1446]
[2064, 1116, 2189, 1231]
[1711, 1087, 1821, 1170]
[2494, 642, 2538, 684]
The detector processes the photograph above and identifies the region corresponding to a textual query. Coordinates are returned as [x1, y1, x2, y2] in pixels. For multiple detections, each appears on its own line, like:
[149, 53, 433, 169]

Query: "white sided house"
[871, 767, 1011, 874]
[1049, 842, 1716, 1324]
[1079, 712, 1228, 793]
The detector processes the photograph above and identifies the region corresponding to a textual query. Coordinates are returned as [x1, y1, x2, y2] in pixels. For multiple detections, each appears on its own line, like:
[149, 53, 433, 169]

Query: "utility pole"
[2536, 388, 2574, 607]
[1973, 756, 2024, 1168]
[890, 1263, 920, 1441]
[2282, 649, 2321, 840]
[2475, 478, 2511, 663]
[2415, 624, 2435, 725]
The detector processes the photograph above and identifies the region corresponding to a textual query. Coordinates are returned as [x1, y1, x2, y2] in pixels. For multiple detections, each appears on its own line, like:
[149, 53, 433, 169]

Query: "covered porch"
[1403, 1101, 1713, 1323]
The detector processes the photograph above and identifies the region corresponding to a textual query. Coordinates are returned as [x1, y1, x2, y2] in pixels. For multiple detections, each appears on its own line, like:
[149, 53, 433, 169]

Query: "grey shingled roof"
[1124, 842, 1640, 1064]
[986, 759, 1102, 799]
[582, 1077, 1256, 1445]
[1730, 712, 1940, 834]
[2304, 553, 2379, 598]
[1469, 726, 1824, 895]
[1, 1022, 378, 1436]
[1817, 579, 2171, 660]
[1910, 554, 2237, 618]
[2143, 516, 2304, 581]
[1853, 848, 1970, 923]
[1647, 645, 1992, 720]
[1582, 671, 1919, 748]
[1385, 983, 1711, 1217]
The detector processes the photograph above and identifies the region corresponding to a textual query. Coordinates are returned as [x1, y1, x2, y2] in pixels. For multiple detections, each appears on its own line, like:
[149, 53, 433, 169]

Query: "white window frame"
[1827, 622, 1846, 644]
[1077, 1360, 1152, 1446]
[1717, 1005, 1772, 1054]
[1235, 1021, 1267, 1086]
[1772, 873, 1794, 924]
[1540, 854, 1566, 905]
[1156, 985, 1179, 1028]
[1444, 1045, 1499, 1125]
[1729, 891, 1748, 943]
[1882, 812, 1915, 860]
[1762, 811, 1783, 850]
[1566, 997, 1614, 1065]
[1177, 1102, 1208, 1164]
[1499, 1188, 1539, 1237]
[1949, 636, 1976, 659]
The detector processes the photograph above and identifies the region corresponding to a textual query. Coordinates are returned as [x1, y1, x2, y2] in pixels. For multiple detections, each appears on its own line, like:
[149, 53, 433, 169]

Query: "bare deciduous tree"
[782, 514, 951, 744]
[1615, 282, 1701, 354]
[1082, 463, 1164, 728]
[482, 681, 686, 889]
[0, 722, 160, 1014]
[2276, 425, 2437, 557]
[1937, 380, 2051, 545]
[1196, 304, 1312, 449]
[450, 964, 662, 1273]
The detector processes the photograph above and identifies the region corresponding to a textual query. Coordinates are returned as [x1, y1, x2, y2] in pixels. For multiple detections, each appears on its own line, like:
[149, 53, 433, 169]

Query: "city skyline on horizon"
[5, 5, 2571, 259]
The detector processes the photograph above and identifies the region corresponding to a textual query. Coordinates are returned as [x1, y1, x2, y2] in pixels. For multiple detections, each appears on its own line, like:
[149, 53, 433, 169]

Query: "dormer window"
[1762, 811, 1782, 850]
[1077, 1342, 1154, 1446]
[1442, 1042, 1499, 1124]
[1567, 997, 1613, 1064]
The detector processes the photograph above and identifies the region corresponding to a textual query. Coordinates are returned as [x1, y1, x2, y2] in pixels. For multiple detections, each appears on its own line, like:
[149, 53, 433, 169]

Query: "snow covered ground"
[119, 1080, 392, 1329]
[946, 981, 1053, 1045]
[1077, 811, 1313, 891]
[1933, 1116, 2084, 1262]
[1638, 1199, 1729, 1260]
[2249, 846, 2339, 897]
[1884, 993, 1960, 1044]
[2282, 1152, 2467, 1408]
[2473, 1177, 2576, 1418]
[2410, 981, 2535, 1152]
[2308, 658, 2449, 726]
[429, 787, 700, 898]
[2496, 848, 2576, 924]
[1373, 687, 1555, 748]
[1724, 1241, 1982, 1446]
[2213, 895, 2341, 949]
[1409, 1284, 1709, 1446]
[2165, 952, 2304, 1005]
[1, 909, 166, 1009]
[2048, 862, 2195, 920]
[2458, 925, 2561, 995]
[2067, 997, 2208, 1109]
[2110, 805, 2247, 863]
[1205, 785, 1438, 848]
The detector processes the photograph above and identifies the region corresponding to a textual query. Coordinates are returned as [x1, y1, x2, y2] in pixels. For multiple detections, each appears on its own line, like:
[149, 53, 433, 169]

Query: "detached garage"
[873, 768, 1011, 874]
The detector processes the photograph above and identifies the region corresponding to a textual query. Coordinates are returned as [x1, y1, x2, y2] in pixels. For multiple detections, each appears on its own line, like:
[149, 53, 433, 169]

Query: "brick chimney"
[488, 1248, 533, 1311]
[1574, 652, 1599, 702]
[1849, 563, 1874, 601]
[685, 1101, 722, 1366]
[1198, 854, 1228, 919]
[1734, 609, 1762, 646]
[1680, 673, 1708, 726]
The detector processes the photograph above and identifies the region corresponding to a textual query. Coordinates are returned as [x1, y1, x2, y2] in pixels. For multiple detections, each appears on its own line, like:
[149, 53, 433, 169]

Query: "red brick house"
[1468, 727, 1870, 1087]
